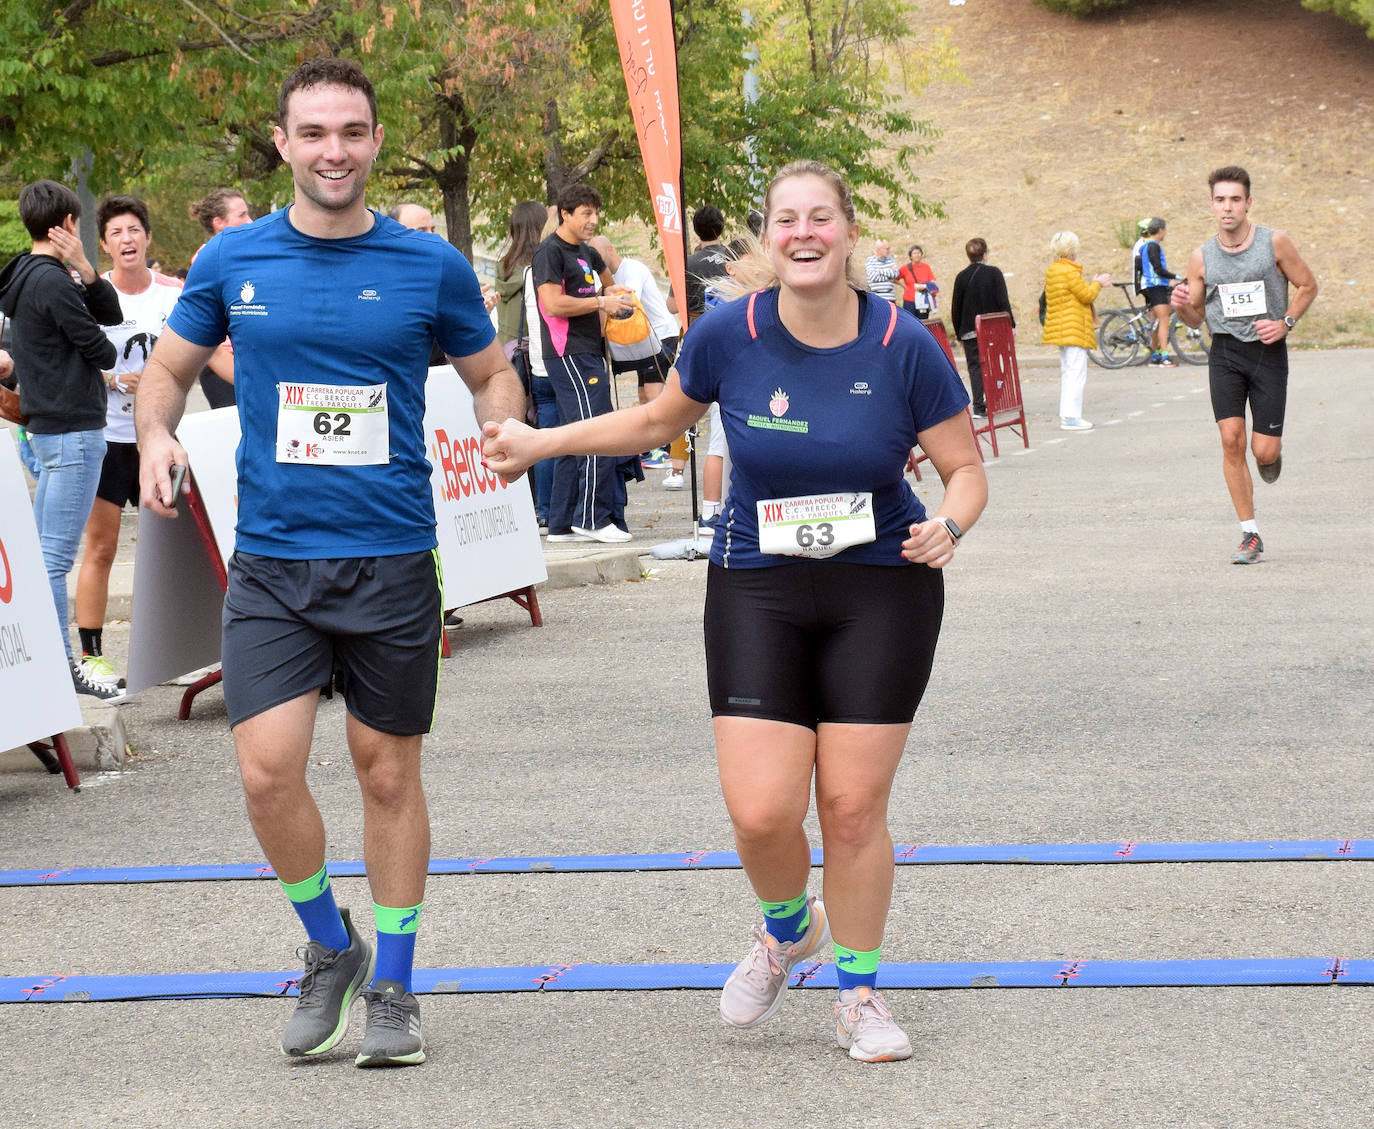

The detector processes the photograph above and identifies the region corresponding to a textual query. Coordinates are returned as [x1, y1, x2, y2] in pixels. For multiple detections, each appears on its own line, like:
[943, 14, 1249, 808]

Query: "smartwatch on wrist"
[1282, 315, 1296, 329]
[936, 515, 963, 543]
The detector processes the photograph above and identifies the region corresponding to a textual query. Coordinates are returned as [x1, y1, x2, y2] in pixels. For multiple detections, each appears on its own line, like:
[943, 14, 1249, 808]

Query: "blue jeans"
[29, 428, 107, 662]
[530, 374, 559, 523]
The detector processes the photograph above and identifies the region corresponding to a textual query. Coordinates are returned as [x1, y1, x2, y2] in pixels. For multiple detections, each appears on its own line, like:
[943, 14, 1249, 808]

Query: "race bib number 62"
[276, 382, 389, 465]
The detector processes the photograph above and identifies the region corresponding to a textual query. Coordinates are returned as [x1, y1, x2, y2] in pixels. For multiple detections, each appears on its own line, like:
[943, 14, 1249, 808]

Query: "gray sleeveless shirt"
[1202, 225, 1287, 342]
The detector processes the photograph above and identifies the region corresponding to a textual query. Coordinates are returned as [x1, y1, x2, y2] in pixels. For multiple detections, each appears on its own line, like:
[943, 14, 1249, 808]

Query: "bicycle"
[1094, 282, 1211, 368]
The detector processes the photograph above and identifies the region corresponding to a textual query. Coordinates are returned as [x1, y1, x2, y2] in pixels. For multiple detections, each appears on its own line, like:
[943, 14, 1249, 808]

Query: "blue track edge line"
[5, 958, 1371, 1003]
[3, 840, 1371, 887]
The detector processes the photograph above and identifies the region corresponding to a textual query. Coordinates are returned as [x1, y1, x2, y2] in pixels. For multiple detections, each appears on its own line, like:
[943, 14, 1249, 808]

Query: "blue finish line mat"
[3, 839, 1369, 887]
[4, 958, 1371, 1003]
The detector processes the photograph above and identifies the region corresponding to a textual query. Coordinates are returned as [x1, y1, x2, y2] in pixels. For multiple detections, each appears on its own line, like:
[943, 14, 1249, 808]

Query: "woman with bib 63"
[482, 160, 987, 1063]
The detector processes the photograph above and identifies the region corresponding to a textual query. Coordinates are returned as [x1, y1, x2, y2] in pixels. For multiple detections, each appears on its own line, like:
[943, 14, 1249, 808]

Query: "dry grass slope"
[881, 0, 1373, 347]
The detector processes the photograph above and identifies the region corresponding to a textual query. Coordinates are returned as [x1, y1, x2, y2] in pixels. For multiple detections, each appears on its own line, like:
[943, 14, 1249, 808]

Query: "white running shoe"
[834, 986, 913, 1062]
[662, 472, 685, 490]
[572, 524, 632, 543]
[719, 897, 829, 1028]
[1059, 417, 1094, 431]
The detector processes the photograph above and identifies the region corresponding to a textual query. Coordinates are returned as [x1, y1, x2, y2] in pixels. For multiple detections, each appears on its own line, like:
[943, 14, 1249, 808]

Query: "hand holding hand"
[481, 418, 540, 482]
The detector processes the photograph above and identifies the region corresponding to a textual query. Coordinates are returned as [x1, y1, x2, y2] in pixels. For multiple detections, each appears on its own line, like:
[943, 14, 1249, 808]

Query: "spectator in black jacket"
[0, 179, 124, 698]
[950, 238, 1014, 419]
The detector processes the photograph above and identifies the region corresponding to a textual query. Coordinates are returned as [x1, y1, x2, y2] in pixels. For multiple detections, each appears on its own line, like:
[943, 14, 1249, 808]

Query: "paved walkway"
[2, 348, 1371, 1128]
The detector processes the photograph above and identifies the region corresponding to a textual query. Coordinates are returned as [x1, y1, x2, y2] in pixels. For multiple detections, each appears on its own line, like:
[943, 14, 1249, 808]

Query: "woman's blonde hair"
[714, 160, 866, 301]
[1049, 231, 1080, 260]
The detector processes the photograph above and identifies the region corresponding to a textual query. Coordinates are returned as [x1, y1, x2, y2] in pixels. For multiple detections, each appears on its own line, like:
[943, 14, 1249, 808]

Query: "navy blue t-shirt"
[676, 288, 968, 568]
[168, 208, 494, 558]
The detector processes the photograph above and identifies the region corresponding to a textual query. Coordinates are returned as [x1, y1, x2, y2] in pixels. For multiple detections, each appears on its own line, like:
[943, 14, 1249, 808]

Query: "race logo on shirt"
[231, 280, 267, 318]
[747, 387, 808, 434]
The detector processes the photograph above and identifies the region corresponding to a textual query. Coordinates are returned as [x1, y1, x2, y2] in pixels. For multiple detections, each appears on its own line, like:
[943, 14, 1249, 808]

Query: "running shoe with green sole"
[356, 979, 427, 1067]
[280, 907, 374, 1057]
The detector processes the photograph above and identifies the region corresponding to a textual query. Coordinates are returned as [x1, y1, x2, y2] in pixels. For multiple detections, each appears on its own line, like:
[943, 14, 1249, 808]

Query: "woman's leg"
[813, 722, 910, 953]
[75, 497, 123, 640]
[714, 716, 817, 900]
[1058, 345, 1088, 419]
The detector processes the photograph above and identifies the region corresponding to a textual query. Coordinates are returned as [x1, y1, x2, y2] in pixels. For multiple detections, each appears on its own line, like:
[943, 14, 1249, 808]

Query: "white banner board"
[127, 368, 545, 692]
[0, 434, 83, 748]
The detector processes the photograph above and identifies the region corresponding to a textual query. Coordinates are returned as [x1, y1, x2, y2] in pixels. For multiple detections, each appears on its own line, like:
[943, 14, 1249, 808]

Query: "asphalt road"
[1, 347, 1371, 1128]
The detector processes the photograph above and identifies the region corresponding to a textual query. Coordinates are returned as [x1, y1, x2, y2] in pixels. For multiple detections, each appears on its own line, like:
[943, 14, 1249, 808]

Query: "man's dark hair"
[97, 195, 152, 239]
[189, 188, 245, 234]
[725, 237, 752, 260]
[692, 205, 725, 242]
[1208, 165, 1251, 196]
[556, 183, 602, 218]
[746, 208, 763, 237]
[18, 180, 81, 241]
[965, 237, 987, 263]
[1146, 217, 1166, 236]
[278, 57, 377, 130]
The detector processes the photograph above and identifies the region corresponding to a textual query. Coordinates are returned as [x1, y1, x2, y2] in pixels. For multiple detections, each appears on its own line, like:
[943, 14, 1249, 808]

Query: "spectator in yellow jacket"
[1042, 231, 1111, 431]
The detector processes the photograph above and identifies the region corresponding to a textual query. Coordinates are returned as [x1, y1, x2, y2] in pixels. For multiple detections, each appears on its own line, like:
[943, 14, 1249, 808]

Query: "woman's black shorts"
[703, 560, 944, 729]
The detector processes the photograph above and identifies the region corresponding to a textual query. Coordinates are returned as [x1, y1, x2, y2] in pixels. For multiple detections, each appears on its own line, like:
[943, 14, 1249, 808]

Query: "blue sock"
[373, 902, 422, 992]
[280, 866, 350, 952]
[759, 892, 810, 944]
[834, 943, 881, 992]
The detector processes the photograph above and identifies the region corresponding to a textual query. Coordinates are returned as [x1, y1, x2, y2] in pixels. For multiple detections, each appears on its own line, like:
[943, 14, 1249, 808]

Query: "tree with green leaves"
[1, 1, 955, 259]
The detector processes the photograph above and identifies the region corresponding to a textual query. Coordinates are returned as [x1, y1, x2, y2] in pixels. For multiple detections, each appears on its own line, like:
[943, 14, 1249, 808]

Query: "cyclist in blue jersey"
[484, 160, 987, 1064]
[1136, 218, 1180, 367]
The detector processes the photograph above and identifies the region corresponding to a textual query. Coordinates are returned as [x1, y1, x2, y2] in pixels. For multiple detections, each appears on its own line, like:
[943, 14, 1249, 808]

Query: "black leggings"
[703, 560, 944, 729]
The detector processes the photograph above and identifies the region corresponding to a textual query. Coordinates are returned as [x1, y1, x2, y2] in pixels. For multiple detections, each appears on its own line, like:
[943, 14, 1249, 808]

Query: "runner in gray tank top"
[1172, 165, 1317, 565]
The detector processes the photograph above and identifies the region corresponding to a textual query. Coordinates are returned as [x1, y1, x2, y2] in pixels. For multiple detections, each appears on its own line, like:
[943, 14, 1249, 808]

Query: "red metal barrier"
[907, 319, 974, 483]
[974, 312, 1029, 457]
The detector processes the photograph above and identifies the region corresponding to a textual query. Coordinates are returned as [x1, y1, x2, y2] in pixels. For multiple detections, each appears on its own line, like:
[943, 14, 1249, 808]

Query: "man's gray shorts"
[222, 550, 444, 735]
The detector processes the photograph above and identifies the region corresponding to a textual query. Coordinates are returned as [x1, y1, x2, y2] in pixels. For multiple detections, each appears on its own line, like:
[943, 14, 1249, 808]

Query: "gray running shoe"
[1233, 531, 1264, 565]
[356, 979, 427, 1067]
[280, 907, 374, 1057]
[1257, 453, 1282, 484]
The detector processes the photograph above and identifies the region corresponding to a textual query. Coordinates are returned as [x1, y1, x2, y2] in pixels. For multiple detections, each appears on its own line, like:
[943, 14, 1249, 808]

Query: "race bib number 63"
[757, 492, 875, 559]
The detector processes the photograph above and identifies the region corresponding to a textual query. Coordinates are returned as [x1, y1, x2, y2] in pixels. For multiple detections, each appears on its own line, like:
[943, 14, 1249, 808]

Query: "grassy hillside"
[881, 0, 1373, 346]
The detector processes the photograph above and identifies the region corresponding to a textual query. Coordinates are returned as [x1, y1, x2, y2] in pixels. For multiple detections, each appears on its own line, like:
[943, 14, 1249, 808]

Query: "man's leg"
[346, 714, 429, 986]
[1217, 417, 1254, 520]
[236, 692, 374, 1057]
[961, 336, 985, 414]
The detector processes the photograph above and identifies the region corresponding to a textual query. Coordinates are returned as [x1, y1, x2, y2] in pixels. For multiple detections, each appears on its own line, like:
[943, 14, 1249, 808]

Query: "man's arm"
[446, 339, 528, 431]
[1170, 247, 1206, 328]
[1255, 230, 1318, 345]
[536, 279, 631, 319]
[1146, 241, 1177, 281]
[135, 327, 217, 516]
[206, 344, 234, 385]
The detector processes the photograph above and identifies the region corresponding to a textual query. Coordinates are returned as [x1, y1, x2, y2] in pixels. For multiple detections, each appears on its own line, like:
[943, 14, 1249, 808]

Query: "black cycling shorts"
[95, 441, 140, 508]
[1208, 332, 1288, 436]
[703, 559, 944, 729]
[1141, 285, 1171, 309]
[222, 549, 444, 735]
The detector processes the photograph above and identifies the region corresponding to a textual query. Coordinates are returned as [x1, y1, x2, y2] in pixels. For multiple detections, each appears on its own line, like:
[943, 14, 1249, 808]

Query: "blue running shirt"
[676, 288, 968, 568]
[168, 209, 494, 558]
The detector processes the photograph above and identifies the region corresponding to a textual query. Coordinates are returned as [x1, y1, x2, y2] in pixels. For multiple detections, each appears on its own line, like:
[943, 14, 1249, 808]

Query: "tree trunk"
[437, 103, 477, 258]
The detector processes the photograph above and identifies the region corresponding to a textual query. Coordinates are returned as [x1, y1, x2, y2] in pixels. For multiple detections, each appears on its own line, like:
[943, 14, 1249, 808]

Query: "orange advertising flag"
[608, 0, 688, 328]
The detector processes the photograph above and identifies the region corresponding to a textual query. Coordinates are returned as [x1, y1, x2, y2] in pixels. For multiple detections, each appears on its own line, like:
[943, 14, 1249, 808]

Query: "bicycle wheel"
[1170, 317, 1211, 365]
[1096, 310, 1142, 368]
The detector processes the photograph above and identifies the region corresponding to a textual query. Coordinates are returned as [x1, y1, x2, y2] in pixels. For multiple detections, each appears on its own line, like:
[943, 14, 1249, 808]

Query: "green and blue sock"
[834, 943, 881, 992]
[280, 865, 350, 952]
[760, 892, 810, 944]
[373, 901, 423, 992]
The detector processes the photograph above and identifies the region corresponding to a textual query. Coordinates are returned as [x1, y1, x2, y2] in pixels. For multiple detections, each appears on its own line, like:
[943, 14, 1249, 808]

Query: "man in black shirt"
[683, 205, 730, 326]
[531, 183, 634, 543]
